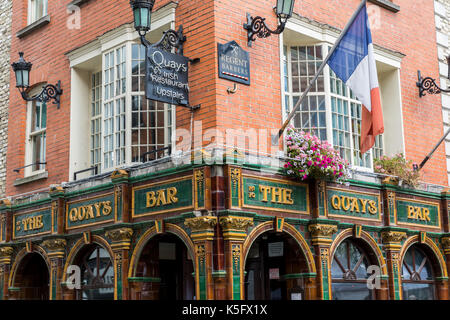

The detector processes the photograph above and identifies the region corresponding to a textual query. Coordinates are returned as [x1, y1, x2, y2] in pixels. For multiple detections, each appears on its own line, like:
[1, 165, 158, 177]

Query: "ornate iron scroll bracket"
[20, 81, 63, 109]
[243, 13, 287, 47]
[417, 58, 450, 97]
[140, 25, 186, 55]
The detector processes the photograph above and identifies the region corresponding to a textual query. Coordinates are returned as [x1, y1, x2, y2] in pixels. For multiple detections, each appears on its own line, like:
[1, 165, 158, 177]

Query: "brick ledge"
[17, 15, 50, 39]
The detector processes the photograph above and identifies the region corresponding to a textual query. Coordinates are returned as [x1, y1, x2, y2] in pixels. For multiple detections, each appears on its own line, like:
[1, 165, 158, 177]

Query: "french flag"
[328, 4, 383, 155]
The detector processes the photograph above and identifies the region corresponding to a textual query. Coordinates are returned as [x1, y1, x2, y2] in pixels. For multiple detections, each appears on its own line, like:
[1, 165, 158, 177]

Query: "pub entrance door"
[135, 233, 194, 300]
[244, 231, 308, 300]
[13, 253, 49, 300]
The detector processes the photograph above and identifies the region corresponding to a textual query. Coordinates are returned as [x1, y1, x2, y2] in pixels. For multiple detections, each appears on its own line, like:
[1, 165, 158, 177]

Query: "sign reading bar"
[396, 198, 440, 229]
[146, 46, 190, 106]
[13, 208, 52, 239]
[327, 188, 381, 221]
[242, 176, 309, 214]
[132, 177, 194, 218]
[66, 193, 116, 230]
[218, 41, 250, 85]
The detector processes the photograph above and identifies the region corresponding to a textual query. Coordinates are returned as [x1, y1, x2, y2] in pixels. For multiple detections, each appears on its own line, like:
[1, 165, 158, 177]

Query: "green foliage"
[373, 153, 420, 188]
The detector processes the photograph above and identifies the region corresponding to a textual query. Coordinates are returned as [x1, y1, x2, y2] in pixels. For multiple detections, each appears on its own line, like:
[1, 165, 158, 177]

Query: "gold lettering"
[156, 190, 167, 206]
[359, 199, 368, 213]
[102, 201, 112, 216]
[16, 221, 21, 231]
[283, 189, 294, 205]
[407, 206, 416, 219]
[415, 207, 423, 221]
[167, 187, 178, 204]
[341, 196, 351, 211]
[69, 208, 78, 222]
[271, 187, 283, 204]
[422, 208, 431, 222]
[94, 203, 102, 217]
[331, 195, 341, 210]
[259, 186, 271, 202]
[146, 191, 157, 208]
[349, 197, 360, 213]
[85, 205, 95, 220]
[77, 206, 86, 221]
[22, 219, 28, 231]
[367, 200, 377, 215]
[35, 215, 43, 229]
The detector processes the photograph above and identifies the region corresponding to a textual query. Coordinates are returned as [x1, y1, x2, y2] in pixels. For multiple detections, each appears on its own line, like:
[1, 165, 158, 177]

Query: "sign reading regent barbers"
[146, 46, 190, 106]
[66, 193, 116, 230]
[218, 41, 250, 85]
[13, 208, 53, 239]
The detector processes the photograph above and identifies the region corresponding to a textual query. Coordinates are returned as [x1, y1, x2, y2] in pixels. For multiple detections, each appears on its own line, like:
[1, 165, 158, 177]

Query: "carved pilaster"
[219, 216, 253, 241]
[42, 239, 66, 259]
[381, 231, 407, 250]
[0, 247, 13, 265]
[105, 227, 133, 250]
[185, 216, 217, 242]
[308, 223, 338, 246]
[442, 237, 450, 255]
[381, 229, 406, 300]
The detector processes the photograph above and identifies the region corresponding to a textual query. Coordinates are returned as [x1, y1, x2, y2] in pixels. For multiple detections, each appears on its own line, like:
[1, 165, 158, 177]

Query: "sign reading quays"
[13, 208, 52, 239]
[66, 193, 116, 230]
[396, 198, 440, 229]
[132, 177, 194, 218]
[327, 188, 381, 221]
[146, 46, 190, 106]
[242, 176, 308, 214]
[218, 41, 250, 85]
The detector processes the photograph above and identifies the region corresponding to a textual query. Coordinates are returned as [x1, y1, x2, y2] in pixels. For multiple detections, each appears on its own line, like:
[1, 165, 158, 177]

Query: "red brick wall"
[6, 0, 446, 197]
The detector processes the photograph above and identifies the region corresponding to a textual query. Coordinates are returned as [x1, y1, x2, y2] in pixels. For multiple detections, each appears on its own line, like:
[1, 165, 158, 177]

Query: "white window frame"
[28, 0, 47, 25]
[280, 18, 405, 173]
[68, 3, 178, 180]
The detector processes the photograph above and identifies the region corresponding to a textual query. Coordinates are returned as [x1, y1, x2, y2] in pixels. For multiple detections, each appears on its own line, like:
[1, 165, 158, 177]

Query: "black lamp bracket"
[19, 80, 63, 109]
[417, 57, 450, 97]
[140, 25, 186, 55]
[243, 13, 287, 47]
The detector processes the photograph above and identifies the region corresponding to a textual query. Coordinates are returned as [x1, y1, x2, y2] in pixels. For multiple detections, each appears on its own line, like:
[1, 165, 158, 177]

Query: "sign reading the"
[327, 188, 381, 221]
[146, 46, 190, 106]
[13, 208, 52, 239]
[66, 193, 116, 230]
[242, 176, 309, 214]
[218, 41, 250, 85]
[132, 177, 194, 218]
[396, 198, 440, 229]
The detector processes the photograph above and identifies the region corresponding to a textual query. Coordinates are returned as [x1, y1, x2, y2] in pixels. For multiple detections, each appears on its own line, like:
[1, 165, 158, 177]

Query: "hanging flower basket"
[284, 126, 351, 184]
[374, 154, 420, 188]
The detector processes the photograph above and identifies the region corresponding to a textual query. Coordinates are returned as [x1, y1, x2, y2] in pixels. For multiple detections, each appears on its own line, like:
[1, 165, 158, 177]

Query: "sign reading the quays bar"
[242, 175, 309, 214]
[13, 208, 53, 239]
[66, 193, 116, 230]
[395, 198, 441, 229]
[132, 176, 194, 218]
[327, 188, 381, 221]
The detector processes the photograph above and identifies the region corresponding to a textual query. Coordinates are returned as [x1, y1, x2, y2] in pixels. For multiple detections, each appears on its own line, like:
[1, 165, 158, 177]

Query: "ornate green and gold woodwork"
[219, 215, 253, 300]
[317, 180, 326, 217]
[327, 188, 381, 221]
[42, 239, 66, 300]
[0, 246, 13, 300]
[66, 193, 116, 230]
[381, 230, 406, 300]
[194, 168, 208, 210]
[229, 167, 242, 209]
[0, 247, 13, 265]
[441, 236, 450, 255]
[13, 208, 53, 240]
[395, 198, 441, 230]
[132, 176, 194, 218]
[106, 227, 133, 300]
[185, 216, 218, 300]
[308, 223, 338, 246]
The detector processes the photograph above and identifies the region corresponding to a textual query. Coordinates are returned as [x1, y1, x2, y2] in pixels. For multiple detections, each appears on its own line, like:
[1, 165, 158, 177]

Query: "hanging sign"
[146, 46, 190, 106]
[218, 41, 250, 85]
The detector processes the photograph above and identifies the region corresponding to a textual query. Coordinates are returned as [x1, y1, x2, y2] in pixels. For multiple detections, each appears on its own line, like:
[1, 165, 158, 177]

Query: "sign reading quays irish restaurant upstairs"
[146, 46, 190, 106]
[218, 41, 250, 85]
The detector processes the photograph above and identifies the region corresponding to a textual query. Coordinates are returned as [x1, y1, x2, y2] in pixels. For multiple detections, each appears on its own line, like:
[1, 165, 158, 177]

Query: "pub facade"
[3, 0, 450, 300]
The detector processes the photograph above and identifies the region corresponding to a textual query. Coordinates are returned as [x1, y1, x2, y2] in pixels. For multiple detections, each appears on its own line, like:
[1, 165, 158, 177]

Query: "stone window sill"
[17, 15, 51, 38]
[14, 171, 48, 186]
[68, 0, 91, 7]
[368, 0, 400, 13]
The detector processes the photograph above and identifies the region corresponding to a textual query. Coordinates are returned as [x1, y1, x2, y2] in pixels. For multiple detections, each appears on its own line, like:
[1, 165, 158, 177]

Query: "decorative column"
[219, 215, 253, 300]
[308, 221, 338, 300]
[184, 216, 217, 300]
[0, 246, 13, 300]
[441, 235, 450, 298]
[42, 238, 66, 300]
[49, 185, 65, 234]
[105, 227, 133, 300]
[111, 170, 130, 223]
[381, 229, 407, 300]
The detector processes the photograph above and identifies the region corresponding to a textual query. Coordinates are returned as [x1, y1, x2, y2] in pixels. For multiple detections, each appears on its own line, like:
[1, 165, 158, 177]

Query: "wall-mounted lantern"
[417, 57, 450, 97]
[243, 0, 295, 47]
[11, 52, 63, 109]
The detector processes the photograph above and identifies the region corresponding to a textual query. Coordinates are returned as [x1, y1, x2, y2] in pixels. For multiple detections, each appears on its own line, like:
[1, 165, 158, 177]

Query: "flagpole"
[272, 0, 367, 145]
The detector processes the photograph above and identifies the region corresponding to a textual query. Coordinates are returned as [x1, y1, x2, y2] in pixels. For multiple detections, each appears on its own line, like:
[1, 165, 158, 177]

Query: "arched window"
[402, 245, 435, 300]
[331, 239, 373, 300]
[78, 245, 114, 300]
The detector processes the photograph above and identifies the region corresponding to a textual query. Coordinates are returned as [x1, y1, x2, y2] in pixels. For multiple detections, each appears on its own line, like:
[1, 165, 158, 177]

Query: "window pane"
[403, 283, 435, 300]
[332, 283, 372, 300]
